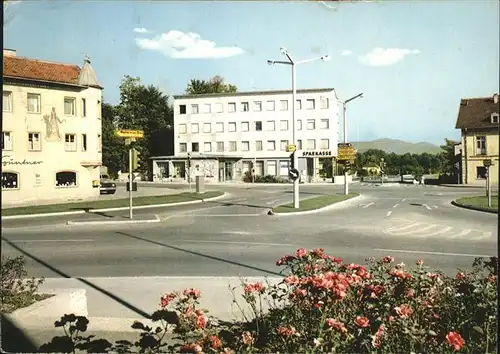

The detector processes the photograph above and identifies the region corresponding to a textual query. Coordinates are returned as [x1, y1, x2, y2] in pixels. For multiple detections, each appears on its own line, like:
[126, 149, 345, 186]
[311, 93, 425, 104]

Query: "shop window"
[2, 172, 19, 189]
[56, 171, 77, 187]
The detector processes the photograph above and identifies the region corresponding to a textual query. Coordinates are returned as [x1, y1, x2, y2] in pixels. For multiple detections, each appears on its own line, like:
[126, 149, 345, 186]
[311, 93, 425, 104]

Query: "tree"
[185, 76, 237, 95]
[439, 138, 460, 175]
[101, 102, 126, 178]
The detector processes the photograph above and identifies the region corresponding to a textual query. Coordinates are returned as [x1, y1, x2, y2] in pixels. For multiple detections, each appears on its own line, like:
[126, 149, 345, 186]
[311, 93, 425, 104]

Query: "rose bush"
[41, 249, 498, 353]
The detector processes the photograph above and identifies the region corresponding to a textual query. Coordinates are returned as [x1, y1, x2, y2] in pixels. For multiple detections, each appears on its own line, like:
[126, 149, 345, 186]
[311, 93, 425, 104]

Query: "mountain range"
[351, 139, 442, 155]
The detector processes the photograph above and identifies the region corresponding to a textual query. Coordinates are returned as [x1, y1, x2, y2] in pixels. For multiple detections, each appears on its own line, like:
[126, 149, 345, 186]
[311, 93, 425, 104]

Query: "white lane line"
[362, 202, 375, 209]
[386, 211, 392, 217]
[454, 229, 472, 237]
[432, 205, 438, 209]
[396, 224, 438, 236]
[1, 239, 94, 243]
[468, 231, 493, 240]
[387, 222, 421, 232]
[220, 231, 252, 235]
[182, 240, 293, 247]
[402, 198, 406, 202]
[393, 203, 399, 208]
[266, 199, 280, 205]
[423, 204, 432, 210]
[374, 248, 493, 258]
[425, 226, 453, 237]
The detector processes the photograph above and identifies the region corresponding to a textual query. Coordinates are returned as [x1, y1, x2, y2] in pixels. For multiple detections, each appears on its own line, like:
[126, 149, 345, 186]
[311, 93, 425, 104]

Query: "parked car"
[99, 174, 116, 195]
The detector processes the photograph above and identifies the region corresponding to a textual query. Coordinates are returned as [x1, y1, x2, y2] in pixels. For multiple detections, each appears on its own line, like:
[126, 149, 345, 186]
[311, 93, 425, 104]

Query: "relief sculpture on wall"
[42, 107, 65, 141]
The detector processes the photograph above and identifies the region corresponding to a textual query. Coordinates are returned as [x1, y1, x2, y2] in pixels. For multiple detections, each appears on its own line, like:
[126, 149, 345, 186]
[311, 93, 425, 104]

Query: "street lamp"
[267, 48, 330, 209]
[339, 93, 363, 195]
[380, 157, 384, 185]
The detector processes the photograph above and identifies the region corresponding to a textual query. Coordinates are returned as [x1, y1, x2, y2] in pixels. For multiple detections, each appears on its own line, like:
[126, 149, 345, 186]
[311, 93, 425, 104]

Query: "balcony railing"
[476, 148, 487, 155]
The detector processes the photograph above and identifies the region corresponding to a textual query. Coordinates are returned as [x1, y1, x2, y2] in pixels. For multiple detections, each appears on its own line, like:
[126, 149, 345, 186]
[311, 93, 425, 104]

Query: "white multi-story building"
[2, 49, 103, 207]
[151, 88, 341, 183]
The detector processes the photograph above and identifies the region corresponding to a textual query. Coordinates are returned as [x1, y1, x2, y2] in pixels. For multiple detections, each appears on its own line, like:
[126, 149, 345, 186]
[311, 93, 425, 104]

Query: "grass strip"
[454, 195, 498, 213]
[272, 193, 359, 213]
[2, 191, 224, 216]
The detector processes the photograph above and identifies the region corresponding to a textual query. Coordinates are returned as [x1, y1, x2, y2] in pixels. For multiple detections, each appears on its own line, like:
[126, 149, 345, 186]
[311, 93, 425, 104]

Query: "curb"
[451, 200, 498, 214]
[1, 192, 227, 220]
[66, 214, 161, 226]
[268, 194, 363, 216]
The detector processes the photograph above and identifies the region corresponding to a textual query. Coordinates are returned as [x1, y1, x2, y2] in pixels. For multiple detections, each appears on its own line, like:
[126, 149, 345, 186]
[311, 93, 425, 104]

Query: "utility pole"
[128, 145, 133, 219]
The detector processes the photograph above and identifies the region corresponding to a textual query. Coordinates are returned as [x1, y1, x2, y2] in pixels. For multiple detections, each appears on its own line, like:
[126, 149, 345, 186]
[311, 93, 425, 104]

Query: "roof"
[3, 54, 103, 88]
[455, 96, 499, 129]
[173, 87, 336, 100]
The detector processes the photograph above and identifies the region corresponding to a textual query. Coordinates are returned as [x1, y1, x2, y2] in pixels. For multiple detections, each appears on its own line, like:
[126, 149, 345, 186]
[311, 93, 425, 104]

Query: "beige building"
[455, 94, 499, 186]
[2, 49, 103, 207]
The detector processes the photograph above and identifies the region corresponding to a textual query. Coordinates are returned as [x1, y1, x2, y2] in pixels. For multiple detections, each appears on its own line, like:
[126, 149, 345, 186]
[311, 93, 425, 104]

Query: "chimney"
[3, 49, 16, 57]
[493, 93, 499, 104]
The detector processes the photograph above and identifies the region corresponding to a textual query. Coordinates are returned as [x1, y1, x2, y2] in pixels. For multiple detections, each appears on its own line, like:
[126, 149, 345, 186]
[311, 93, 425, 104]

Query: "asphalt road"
[2, 183, 497, 278]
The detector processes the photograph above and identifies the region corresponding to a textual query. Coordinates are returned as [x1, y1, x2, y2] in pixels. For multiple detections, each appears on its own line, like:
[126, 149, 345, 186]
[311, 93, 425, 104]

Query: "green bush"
[242, 171, 289, 183]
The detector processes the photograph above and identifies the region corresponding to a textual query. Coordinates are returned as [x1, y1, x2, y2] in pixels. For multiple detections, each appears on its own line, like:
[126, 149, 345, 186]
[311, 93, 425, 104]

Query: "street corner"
[66, 214, 161, 226]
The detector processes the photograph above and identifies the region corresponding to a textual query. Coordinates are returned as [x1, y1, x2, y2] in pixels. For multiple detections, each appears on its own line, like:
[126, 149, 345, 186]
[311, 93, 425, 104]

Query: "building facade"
[151, 88, 340, 183]
[455, 94, 499, 186]
[2, 49, 103, 207]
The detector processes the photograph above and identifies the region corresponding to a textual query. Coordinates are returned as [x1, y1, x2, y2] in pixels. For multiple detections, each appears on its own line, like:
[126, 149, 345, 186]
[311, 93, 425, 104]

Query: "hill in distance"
[351, 138, 442, 155]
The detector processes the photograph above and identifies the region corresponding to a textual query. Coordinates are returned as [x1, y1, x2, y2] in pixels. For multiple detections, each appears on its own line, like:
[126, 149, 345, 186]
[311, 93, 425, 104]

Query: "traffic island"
[2, 191, 225, 219]
[452, 195, 499, 214]
[268, 193, 360, 215]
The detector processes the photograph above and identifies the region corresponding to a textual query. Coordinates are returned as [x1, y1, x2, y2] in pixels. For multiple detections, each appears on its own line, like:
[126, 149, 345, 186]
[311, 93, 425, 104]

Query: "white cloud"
[359, 47, 420, 67]
[341, 50, 352, 56]
[133, 27, 151, 34]
[135, 30, 245, 59]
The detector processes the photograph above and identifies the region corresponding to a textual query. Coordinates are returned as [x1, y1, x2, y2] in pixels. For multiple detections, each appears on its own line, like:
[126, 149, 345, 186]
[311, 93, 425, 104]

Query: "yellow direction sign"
[286, 144, 297, 153]
[337, 144, 357, 161]
[115, 129, 144, 139]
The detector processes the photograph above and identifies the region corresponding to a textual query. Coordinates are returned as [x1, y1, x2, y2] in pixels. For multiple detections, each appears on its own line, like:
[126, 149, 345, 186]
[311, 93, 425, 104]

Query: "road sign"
[483, 159, 492, 167]
[288, 168, 300, 181]
[286, 144, 296, 153]
[115, 129, 144, 138]
[337, 144, 357, 161]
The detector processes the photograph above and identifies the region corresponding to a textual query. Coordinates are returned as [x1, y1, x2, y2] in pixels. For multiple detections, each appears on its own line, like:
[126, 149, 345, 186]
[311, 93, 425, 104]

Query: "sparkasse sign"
[302, 150, 333, 157]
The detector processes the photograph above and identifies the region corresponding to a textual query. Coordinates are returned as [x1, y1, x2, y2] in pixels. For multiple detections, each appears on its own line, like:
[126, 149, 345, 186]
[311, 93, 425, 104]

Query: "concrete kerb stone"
[1, 192, 228, 221]
[66, 214, 161, 226]
[268, 194, 364, 216]
[451, 200, 499, 214]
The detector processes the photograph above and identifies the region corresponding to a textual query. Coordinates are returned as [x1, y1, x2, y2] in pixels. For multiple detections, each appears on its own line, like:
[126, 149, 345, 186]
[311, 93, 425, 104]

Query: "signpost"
[115, 129, 144, 219]
[483, 159, 492, 208]
[286, 144, 297, 153]
[337, 143, 357, 162]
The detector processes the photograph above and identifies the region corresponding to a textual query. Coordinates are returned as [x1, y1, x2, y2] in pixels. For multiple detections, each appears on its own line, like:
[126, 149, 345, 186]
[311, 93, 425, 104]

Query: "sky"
[4, 0, 499, 145]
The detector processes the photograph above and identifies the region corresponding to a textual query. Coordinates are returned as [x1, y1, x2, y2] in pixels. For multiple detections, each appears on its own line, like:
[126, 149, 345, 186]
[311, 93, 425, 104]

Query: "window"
[191, 104, 199, 114]
[228, 102, 236, 112]
[81, 98, 86, 117]
[28, 132, 41, 151]
[242, 141, 250, 151]
[297, 140, 302, 150]
[2, 132, 12, 150]
[203, 104, 211, 113]
[280, 140, 289, 151]
[192, 142, 199, 152]
[203, 123, 211, 133]
[229, 141, 237, 152]
[3, 91, 12, 112]
[191, 123, 199, 134]
[241, 122, 249, 132]
[64, 134, 77, 151]
[241, 102, 249, 112]
[179, 124, 187, 134]
[2, 172, 19, 189]
[56, 171, 77, 187]
[279, 160, 289, 176]
[27, 93, 41, 113]
[267, 160, 277, 176]
[267, 140, 276, 151]
[307, 119, 316, 130]
[267, 121, 275, 131]
[280, 120, 288, 131]
[320, 119, 329, 129]
[204, 142, 212, 152]
[476, 166, 487, 179]
[254, 101, 262, 111]
[255, 121, 262, 131]
[320, 97, 329, 109]
[216, 122, 224, 133]
[179, 143, 187, 152]
[307, 139, 316, 150]
[280, 100, 288, 111]
[492, 113, 499, 124]
[82, 134, 87, 151]
[214, 103, 223, 113]
[64, 97, 76, 116]
[296, 99, 302, 110]
[255, 140, 263, 151]
[319, 139, 329, 149]
[266, 100, 275, 111]
[297, 120, 302, 130]
[98, 134, 102, 152]
[216, 142, 224, 152]
[306, 99, 315, 110]
[228, 122, 236, 132]
[179, 105, 187, 114]
[476, 136, 486, 155]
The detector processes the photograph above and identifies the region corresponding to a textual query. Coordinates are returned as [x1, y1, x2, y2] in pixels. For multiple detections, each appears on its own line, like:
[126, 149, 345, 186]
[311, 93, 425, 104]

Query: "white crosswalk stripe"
[384, 220, 493, 240]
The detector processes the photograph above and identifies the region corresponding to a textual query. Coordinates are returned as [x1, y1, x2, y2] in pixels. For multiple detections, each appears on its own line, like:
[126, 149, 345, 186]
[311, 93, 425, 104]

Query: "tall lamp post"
[340, 93, 363, 195]
[267, 48, 330, 209]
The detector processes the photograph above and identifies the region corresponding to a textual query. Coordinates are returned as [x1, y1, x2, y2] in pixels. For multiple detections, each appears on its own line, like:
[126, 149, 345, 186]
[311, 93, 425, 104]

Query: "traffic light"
[131, 148, 141, 170]
[289, 153, 295, 169]
[344, 160, 351, 173]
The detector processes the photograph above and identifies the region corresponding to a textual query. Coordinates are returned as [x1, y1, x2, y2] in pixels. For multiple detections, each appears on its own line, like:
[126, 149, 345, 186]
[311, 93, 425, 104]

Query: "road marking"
[454, 229, 472, 237]
[432, 205, 438, 209]
[362, 202, 375, 209]
[182, 240, 293, 247]
[190, 214, 262, 217]
[402, 198, 406, 202]
[386, 211, 392, 217]
[374, 248, 493, 258]
[387, 222, 421, 232]
[393, 203, 399, 208]
[266, 199, 280, 205]
[395, 224, 438, 236]
[425, 226, 453, 237]
[1, 239, 94, 243]
[220, 231, 252, 235]
[423, 204, 432, 210]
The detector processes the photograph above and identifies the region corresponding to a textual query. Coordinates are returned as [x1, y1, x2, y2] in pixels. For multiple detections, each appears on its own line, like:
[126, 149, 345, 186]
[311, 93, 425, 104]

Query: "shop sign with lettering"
[302, 150, 333, 157]
[2, 155, 43, 167]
